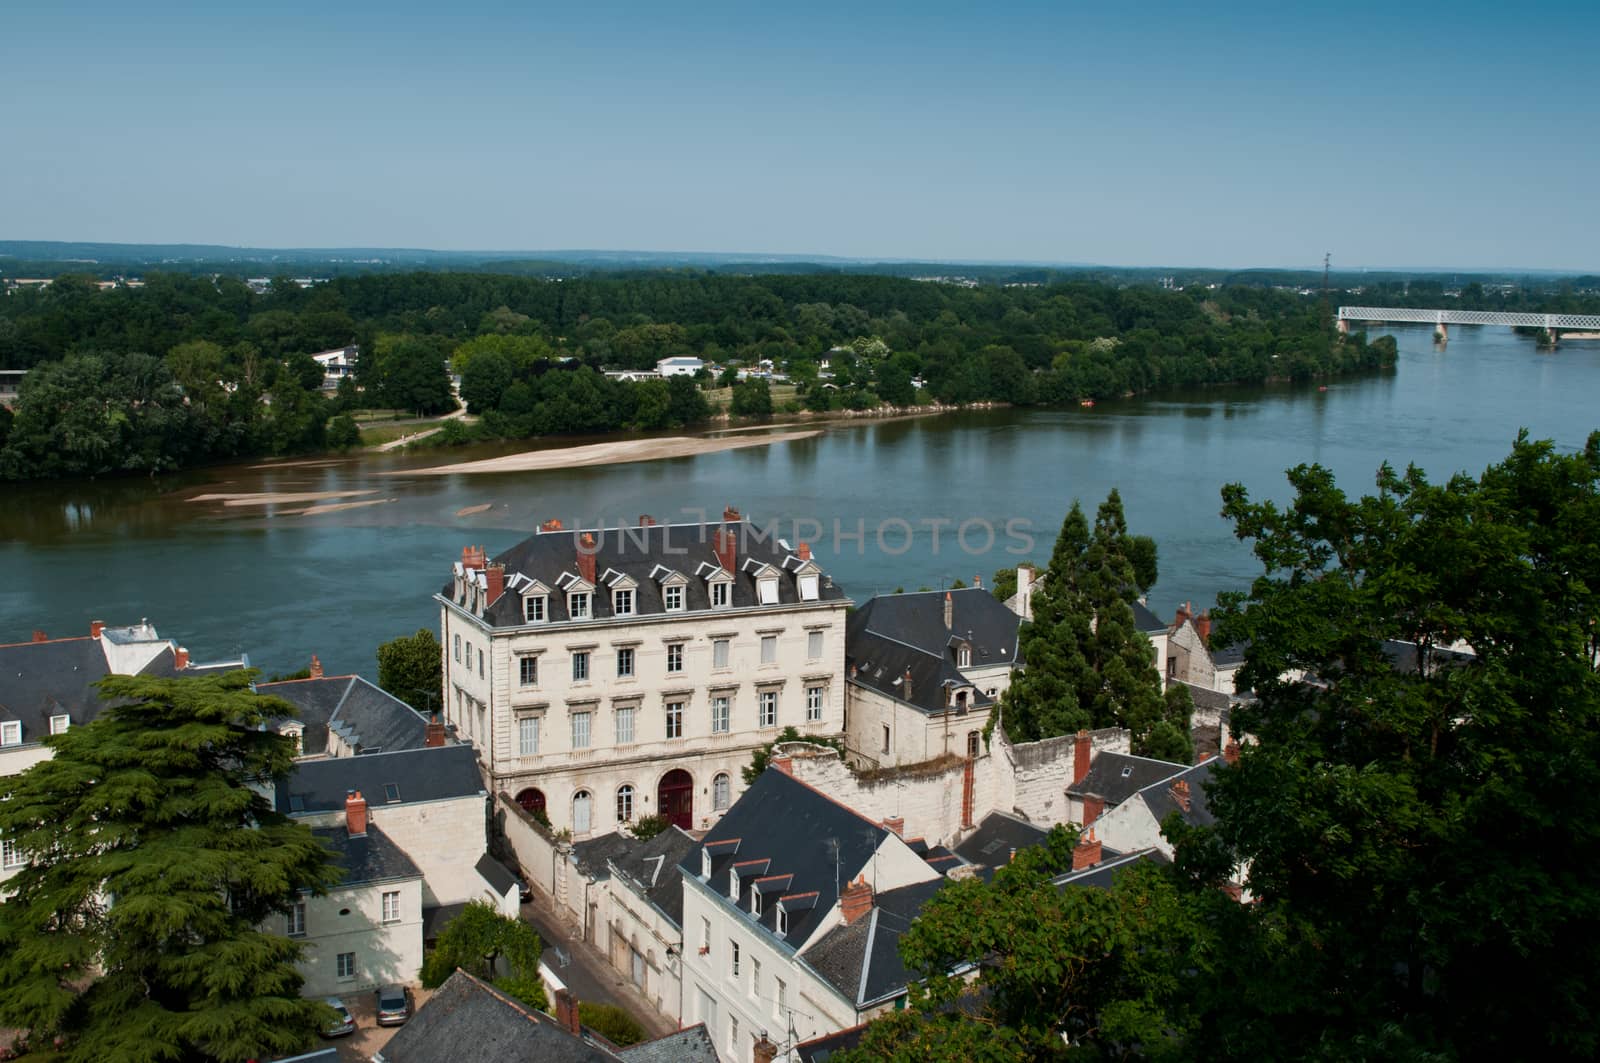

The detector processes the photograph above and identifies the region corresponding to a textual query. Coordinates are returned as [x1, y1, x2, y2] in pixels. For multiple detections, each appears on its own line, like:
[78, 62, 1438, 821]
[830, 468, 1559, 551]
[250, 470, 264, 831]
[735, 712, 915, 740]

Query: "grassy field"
[357, 422, 426, 446]
[704, 383, 800, 411]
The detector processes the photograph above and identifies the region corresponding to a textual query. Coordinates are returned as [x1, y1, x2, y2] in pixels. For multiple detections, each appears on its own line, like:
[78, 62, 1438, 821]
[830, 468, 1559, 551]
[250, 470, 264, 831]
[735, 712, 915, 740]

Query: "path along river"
[5, 324, 1597, 679]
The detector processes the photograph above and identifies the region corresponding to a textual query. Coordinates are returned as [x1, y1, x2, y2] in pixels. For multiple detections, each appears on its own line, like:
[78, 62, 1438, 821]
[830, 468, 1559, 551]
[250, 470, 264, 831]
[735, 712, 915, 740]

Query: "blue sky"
[4, 1, 1595, 269]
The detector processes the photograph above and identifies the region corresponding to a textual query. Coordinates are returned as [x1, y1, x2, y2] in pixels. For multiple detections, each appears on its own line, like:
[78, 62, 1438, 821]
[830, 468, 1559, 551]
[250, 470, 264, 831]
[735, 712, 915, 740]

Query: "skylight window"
[384, 783, 401, 803]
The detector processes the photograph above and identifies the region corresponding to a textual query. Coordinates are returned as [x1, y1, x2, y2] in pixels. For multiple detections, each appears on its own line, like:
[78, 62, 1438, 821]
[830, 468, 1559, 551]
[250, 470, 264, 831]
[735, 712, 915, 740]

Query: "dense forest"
[0, 270, 1402, 480]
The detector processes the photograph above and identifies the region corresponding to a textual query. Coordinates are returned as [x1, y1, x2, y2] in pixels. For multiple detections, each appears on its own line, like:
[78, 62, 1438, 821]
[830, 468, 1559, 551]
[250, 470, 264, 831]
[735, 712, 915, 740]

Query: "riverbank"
[389, 429, 824, 476]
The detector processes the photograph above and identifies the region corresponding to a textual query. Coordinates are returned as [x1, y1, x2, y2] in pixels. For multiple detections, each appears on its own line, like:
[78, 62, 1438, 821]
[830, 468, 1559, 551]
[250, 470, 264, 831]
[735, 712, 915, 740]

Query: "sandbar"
[294, 498, 398, 516]
[455, 503, 495, 516]
[391, 431, 822, 477]
[188, 490, 378, 507]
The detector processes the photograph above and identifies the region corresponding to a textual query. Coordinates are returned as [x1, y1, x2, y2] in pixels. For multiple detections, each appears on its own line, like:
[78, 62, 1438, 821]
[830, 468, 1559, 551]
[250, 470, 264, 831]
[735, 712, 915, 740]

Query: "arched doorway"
[659, 769, 693, 830]
[515, 787, 546, 819]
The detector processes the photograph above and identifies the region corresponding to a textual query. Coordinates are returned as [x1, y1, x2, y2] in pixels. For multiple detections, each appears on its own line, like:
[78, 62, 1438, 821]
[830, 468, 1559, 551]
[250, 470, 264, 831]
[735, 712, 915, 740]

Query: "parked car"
[321, 997, 355, 1038]
[374, 984, 412, 1026]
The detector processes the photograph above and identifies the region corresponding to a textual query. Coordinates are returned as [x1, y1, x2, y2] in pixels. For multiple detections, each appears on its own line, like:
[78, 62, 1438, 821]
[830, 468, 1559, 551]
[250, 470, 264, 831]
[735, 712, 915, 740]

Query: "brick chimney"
[425, 712, 447, 748]
[345, 790, 368, 837]
[639, 514, 656, 526]
[723, 504, 741, 523]
[1169, 779, 1192, 812]
[973, 573, 982, 589]
[309, 655, 324, 680]
[713, 526, 737, 574]
[462, 544, 486, 571]
[880, 816, 904, 837]
[174, 647, 190, 670]
[576, 533, 598, 586]
[539, 518, 563, 533]
[554, 989, 580, 1036]
[31, 630, 47, 643]
[1174, 602, 1191, 627]
[754, 1035, 779, 1063]
[1072, 827, 1102, 870]
[1083, 794, 1105, 825]
[1194, 610, 1212, 645]
[484, 563, 506, 607]
[90, 620, 105, 639]
[1073, 729, 1092, 786]
[769, 755, 793, 775]
[840, 875, 874, 925]
[901, 667, 913, 702]
[1224, 738, 1240, 765]
[943, 591, 953, 630]
[797, 541, 811, 561]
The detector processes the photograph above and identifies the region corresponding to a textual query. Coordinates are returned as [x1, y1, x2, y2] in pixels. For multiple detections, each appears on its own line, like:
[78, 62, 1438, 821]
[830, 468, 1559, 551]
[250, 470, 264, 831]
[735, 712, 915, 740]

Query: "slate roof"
[608, 826, 698, 930]
[422, 902, 468, 943]
[571, 832, 640, 880]
[258, 674, 433, 757]
[1049, 847, 1167, 891]
[442, 518, 848, 629]
[846, 587, 1022, 717]
[315, 823, 421, 888]
[1067, 751, 1189, 808]
[953, 811, 1050, 870]
[476, 853, 520, 897]
[680, 768, 902, 950]
[1381, 639, 1475, 676]
[805, 875, 952, 1007]
[277, 745, 484, 815]
[377, 969, 623, 1063]
[617, 1023, 718, 1063]
[796, 1023, 869, 1063]
[1139, 759, 1218, 829]
[1173, 680, 1234, 714]
[1133, 600, 1169, 634]
[1210, 640, 1248, 667]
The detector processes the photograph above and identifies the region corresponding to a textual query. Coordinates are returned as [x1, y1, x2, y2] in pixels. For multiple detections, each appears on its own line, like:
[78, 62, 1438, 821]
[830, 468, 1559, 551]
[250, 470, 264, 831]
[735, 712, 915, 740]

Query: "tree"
[326, 414, 361, 450]
[372, 334, 455, 415]
[0, 671, 339, 1063]
[420, 901, 545, 1011]
[666, 374, 711, 426]
[578, 1003, 645, 1046]
[376, 628, 443, 714]
[744, 726, 842, 784]
[1181, 432, 1600, 1059]
[730, 378, 772, 417]
[459, 347, 516, 414]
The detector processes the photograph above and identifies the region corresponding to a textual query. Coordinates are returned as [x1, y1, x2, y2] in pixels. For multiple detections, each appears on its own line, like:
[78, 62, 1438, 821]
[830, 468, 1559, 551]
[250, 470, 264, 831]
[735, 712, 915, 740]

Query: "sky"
[3, 1, 1596, 270]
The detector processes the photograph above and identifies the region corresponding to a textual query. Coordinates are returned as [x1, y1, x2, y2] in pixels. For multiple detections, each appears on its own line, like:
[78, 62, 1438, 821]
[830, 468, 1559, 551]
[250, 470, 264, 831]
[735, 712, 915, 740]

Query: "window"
[382, 891, 401, 924]
[2, 838, 25, 870]
[573, 790, 593, 834]
[758, 578, 779, 605]
[711, 581, 729, 608]
[730, 940, 741, 979]
[572, 711, 592, 749]
[520, 656, 538, 687]
[806, 685, 824, 722]
[613, 589, 635, 616]
[569, 592, 591, 619]
[958, 644, 971, 668]
[665, 585, 684, 611]
[49, 714, 69, 735]
[759, 691, 777, 728]
[730, 1015, 740, 1057]
[464, 640, 473, 669]
[616, 647, 635, 678]
[665, 701, 684, 740]
[760, 635, 776, 665]
[751, 888, 763, 916]
[666, 643, 684, 673]
[751, 957, 761, 999]
[518, 715, 540, 756]
[478, 649, 485, 678]
[711, 695, 730, 734]
[524, 595, 547, 623]
[572, 651, 590, 682]
[701, 916, 711, 957]
[454, 634, 461, 661]
[776, 904, 788, 938]
[807, 630, 823, 660]
[776, 977, 787, 1018]
[616, 784, 634, 822]
[286, 901, 306, 937]
[616, 706, 635, 744]
[882, 724, 891, 754]
[0, 721, 20, 746]
[799, 573, 820, 600]
[713, 772, 731, 811]
[701, 850, 712, 879]
[336, 952, 356, 980]
[713, 638, 730, 669]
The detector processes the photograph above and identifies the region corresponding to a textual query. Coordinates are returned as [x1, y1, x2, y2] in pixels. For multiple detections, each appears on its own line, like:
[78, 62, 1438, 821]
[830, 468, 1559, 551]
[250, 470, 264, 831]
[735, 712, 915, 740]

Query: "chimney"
[839, 875, 874, 925]
[1073, 729, 1092, 785]
[901, 667, 913, 702]
[713, 526, 737, 575]
[174, 646, 190, 670]
[1174, 602, 1191, 627]
[943, 591, 953, 630]
[462, 544, 486, 571]
[849, 663, 858, 680]
[1072, 827, 1102, 870]
[880, 816, 904, 837]
[554, 989, 581, 1037]
[1169, 779, 1192, 812]
[425, 712, 447, 748]
[90, 620, 105, 639]
[723, 504, 741, 523]
[1083, 794, 1105, 825]
[309, 655, 324, 680]
[1223, 738, 1240, 766]
[1015, 563, 1034, 621]
[769, 755, 793, 775]
[754, 1036, 779, 1063]
[973, 573, 982, 589]
[576, 533, 598, 586]
[539, 518, 563, 533]
[797, 541, 811, 561]
[1195, 610, 1212, 645]
[345, 790, 368, 837]
[484, 563, 506, 607]
[31, 630, 47, 643]
[639, 514, 656, 526]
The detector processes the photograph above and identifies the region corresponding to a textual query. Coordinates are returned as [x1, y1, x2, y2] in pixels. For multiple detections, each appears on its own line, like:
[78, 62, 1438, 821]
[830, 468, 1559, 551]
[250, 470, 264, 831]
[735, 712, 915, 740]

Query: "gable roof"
[617, 1024, 718, 1063]
[1132, 600, 1169, 634]
[315, 823, 422, 888]
[476, 853, 520, 897]
[846, 629, 993, 717]
[1138, 759, 1218, 829]
[608, 826, 699, 930]
[258, 674, 433, 756]
[849, 588, 1022, 670]
[804, 875, 952, 1008]
[277, 745, 484, 815]
[953, 811, 1050, 870]
[377, 970, 623, 1063]
[1067, 751, 1189, 807]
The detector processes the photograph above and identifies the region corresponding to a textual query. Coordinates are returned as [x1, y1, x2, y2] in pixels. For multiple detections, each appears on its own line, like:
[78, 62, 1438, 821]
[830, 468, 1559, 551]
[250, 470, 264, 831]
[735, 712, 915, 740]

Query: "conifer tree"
[0, 671, 339, 1063]
[998, 502, 1097, 740]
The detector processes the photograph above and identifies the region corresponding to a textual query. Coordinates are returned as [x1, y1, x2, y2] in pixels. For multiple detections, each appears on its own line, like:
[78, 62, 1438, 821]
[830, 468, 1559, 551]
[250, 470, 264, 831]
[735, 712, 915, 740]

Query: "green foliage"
[578, 1002, 645, 1046]
[420, 901, 543, 993]
[325, 414, 361, 449]
[744, 726, 844, 784]
[369, 334, 455, 415]
[627, 813, 671, 841]
[730, 377, 773, 417]
[375, 628, 443, 714]
[494, 974, 549, 1013]
[0, 671, 339, 1063]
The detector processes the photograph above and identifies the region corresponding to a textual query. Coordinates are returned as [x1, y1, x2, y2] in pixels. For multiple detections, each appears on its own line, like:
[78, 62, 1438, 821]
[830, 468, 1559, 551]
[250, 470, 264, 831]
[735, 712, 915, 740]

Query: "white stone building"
[655, 356, 705, 377]
[437, 509, 851, 835]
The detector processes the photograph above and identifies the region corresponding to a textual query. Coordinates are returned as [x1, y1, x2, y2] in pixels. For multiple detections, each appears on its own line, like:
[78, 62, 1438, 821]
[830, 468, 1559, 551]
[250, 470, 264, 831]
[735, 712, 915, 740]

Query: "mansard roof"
[849, 588, 1021, 668]
[257, 674, 434, 756]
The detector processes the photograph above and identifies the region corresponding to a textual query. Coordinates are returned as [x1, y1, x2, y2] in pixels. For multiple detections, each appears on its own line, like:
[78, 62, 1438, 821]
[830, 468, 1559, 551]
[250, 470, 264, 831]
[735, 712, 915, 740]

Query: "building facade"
[437, 509, 851, 835]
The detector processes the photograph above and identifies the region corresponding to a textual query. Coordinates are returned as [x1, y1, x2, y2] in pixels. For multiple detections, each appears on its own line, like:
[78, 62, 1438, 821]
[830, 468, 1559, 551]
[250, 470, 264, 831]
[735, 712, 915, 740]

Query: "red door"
[658, 770, 693, 830]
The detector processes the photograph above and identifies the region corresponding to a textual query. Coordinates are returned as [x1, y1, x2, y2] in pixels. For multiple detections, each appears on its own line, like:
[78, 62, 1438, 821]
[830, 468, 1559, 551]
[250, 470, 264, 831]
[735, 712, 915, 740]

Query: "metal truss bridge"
[1338, 306, 1600, 331]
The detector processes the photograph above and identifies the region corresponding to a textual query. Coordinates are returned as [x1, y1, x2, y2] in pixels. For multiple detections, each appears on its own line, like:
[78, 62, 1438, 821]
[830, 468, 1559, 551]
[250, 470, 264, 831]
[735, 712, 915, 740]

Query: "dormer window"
[664, 584, 684, 611]
[701, 849, 712, 880]
[798, 573, 819, 601]
[775, 904, 788, 938]
[751, 888, 763, 917]
[758, 575, 779, 605]
[524, 595, 547, 624]
[728, 867, 740, 901]
[0, 721, 20, 746]
[613, 589, 634, 617]
[569, 592, 591, 620]
[957, 643, 971, 668]
[711, 581, 730, 608]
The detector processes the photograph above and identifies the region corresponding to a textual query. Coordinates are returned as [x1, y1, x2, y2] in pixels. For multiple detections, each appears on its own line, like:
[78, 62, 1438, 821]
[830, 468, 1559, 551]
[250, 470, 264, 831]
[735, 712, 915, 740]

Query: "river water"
[4, 324, 1596, 679]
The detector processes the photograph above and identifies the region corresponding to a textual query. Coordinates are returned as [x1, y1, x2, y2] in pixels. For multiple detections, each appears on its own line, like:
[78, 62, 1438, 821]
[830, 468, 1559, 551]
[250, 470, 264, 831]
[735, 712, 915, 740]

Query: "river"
[4, 324, 1597, 680]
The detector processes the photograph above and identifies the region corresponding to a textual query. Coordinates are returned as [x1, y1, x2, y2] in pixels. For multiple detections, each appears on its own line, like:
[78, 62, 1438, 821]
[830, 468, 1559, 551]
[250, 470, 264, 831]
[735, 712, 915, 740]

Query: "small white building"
[655, 356, 705, 377]
[0, 368, 25, 407]
[310, 345, 360, 390]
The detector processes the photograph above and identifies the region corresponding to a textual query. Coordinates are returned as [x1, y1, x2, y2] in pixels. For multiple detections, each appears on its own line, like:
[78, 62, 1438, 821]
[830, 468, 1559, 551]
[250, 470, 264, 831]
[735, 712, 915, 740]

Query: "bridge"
[1338, 306, 1600, 340]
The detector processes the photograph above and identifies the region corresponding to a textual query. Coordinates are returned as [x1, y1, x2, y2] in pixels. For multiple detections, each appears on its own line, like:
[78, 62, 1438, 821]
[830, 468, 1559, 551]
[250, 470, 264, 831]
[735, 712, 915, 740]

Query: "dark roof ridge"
[259, 673, 361, 687]
[851, 627, 945, 661]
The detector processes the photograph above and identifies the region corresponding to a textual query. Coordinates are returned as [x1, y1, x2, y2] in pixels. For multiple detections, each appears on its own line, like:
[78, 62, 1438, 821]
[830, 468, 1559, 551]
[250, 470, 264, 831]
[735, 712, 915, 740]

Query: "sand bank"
[292, 498, 399, 516]
[455, 503, 495, 516]
[391, 431, 822, 477]
[188, 489, 378, 507]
